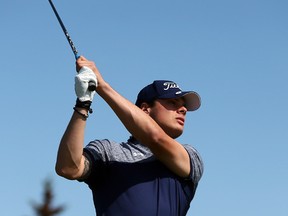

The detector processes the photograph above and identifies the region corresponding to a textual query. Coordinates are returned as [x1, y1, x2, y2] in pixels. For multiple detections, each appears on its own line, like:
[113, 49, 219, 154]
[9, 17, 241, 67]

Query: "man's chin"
[170, 130, 184, 139]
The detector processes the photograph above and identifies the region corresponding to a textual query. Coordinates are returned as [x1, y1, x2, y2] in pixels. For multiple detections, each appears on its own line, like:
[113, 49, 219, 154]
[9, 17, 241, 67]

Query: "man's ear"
[140, 102, 151, 114]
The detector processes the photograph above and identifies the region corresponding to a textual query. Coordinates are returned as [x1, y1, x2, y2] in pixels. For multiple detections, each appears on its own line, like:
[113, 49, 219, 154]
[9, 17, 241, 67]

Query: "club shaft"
[48, 0, 96, 91]
[48, 0, 79, 59]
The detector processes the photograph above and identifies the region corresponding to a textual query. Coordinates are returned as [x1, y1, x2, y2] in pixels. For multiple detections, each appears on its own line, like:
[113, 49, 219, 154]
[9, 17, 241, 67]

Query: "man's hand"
[75, 66, 97, 102]
[76, 56, 105, 93]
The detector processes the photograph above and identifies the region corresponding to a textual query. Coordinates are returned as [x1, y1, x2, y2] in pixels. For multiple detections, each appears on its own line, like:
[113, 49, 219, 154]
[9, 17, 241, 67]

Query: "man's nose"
[178, 106, 187, 115]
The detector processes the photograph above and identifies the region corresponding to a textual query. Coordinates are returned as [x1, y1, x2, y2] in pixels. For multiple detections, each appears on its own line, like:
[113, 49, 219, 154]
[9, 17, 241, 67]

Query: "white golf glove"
[75, 66, 98, 102]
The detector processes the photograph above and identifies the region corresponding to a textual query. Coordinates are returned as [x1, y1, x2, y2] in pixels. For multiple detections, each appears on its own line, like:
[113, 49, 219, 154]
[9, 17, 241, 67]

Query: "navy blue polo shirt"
[82, 138, 203, 216]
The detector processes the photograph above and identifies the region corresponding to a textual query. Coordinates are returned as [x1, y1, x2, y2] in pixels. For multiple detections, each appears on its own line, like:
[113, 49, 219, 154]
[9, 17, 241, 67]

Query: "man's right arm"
[55, 57, 99, 180]
[55, 108, 89, 180]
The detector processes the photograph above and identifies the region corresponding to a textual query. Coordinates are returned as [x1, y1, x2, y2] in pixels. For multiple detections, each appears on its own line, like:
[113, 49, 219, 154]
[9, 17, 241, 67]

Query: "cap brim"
[182, 91, 201, 111]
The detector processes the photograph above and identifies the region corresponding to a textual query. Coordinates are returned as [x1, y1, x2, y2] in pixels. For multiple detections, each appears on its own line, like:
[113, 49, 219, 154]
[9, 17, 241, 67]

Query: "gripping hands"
[75, 66, 98, 102]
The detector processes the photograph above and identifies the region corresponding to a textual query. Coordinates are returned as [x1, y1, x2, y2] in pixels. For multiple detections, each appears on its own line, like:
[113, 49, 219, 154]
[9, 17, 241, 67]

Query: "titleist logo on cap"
[135, 80, 201, 111]
[163, 82, 182, 91]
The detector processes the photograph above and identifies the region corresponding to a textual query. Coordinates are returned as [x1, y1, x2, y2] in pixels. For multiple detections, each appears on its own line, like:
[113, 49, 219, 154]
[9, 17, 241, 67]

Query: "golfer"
[56, 56, 204, 216]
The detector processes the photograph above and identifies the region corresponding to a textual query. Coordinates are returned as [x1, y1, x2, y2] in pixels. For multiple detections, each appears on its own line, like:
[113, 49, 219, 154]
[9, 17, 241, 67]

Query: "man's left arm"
[96, 83, 192, 178]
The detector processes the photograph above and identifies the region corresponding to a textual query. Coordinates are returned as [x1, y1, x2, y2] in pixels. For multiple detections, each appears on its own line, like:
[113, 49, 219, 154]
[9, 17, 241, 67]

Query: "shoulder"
[85, 139, 118, 151]
[183, 144, 202, 158]
[84, 139, 120, 161]
[183, 144, 204, 182]
[84, 139, 152, 163]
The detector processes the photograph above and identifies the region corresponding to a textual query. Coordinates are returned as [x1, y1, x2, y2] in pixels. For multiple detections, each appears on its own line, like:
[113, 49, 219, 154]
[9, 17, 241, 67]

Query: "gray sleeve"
[84, 139, 116, 163]
[183, 145, 204, 183]
[80, 139, 116, 184]
[84, 139, 135, 163]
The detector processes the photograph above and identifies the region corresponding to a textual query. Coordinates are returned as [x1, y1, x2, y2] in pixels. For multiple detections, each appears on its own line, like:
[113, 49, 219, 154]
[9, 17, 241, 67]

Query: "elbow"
[55, 164, 65, 178]
[55, 164, 70, 179]
[55, 164, 80, 180]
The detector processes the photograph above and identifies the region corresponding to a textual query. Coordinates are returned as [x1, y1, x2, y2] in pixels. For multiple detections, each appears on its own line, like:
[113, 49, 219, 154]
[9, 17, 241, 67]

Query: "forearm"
[55, 109, 87, 179]
[97, 82, 164, 144]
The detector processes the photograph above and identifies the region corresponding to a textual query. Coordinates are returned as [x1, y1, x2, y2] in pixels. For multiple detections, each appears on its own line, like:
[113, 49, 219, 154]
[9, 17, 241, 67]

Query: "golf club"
[48, 0, 96, 91]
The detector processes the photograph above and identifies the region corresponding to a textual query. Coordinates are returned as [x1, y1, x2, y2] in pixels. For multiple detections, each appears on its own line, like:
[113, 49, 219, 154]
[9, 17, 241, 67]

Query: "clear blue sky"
[1, 0, 287, 215]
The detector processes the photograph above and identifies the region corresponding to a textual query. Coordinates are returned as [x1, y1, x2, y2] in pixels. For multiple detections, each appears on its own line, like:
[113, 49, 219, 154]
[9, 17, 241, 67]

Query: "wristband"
[75, 98, 93, 114]
[73, 107, 89, 120]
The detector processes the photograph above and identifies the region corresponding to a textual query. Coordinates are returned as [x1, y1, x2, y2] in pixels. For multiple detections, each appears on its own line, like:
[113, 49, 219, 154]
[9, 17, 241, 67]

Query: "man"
[56, 56, 204, 216]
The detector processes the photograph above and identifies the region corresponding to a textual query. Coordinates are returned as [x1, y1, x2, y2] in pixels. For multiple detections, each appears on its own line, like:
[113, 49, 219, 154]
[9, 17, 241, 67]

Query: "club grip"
[75, 56, 96, 91]
[88, 81, 97, 91]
